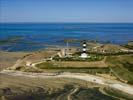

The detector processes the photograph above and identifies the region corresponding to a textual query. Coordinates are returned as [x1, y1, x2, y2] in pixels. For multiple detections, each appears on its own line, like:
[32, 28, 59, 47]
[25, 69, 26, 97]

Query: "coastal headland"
[0, 41, 133, 100]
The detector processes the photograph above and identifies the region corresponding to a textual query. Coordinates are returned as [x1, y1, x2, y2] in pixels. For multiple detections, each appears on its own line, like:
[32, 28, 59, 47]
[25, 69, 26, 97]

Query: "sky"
[0, 0, 133, 23]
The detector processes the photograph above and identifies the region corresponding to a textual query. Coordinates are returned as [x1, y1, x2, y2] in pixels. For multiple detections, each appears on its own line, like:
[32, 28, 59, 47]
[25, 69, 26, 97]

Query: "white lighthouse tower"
[81, 41, 88, 58]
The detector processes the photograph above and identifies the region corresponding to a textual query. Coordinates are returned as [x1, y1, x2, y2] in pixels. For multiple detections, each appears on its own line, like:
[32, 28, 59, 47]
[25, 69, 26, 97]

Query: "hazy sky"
[0, 0, 133, 23]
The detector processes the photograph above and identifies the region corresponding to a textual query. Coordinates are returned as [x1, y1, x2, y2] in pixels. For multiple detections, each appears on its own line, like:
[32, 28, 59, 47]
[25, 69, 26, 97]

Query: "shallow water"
[0, 23, 133, 51]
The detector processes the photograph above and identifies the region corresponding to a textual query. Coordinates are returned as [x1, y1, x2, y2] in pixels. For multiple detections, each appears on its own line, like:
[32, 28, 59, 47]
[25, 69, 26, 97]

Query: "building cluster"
[58, 40, 89, 58]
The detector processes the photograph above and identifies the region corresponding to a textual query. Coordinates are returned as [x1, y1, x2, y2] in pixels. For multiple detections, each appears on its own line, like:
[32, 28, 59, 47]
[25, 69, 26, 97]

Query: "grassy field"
[35, 54, 133, 84]
[27, 67, 110, 74]
[36, 60, 107, 68]
[34, 61, 110, 74]
[105, 54, 133, 84]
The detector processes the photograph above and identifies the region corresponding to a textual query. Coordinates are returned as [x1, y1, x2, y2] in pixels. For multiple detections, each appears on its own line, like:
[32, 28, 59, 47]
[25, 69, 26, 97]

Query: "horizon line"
[0, 22, 133, 24]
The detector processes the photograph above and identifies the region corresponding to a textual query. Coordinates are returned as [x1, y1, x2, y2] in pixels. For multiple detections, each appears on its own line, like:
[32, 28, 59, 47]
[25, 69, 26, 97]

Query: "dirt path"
[67, 88, 78, 100]
[99, 87, 122, 100]
[1, 70, 133, 96]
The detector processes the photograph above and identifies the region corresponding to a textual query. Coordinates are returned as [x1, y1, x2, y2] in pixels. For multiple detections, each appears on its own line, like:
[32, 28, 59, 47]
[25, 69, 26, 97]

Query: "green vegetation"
[123, 45, 133, 49]
[36, 62, 58, 69]
[36, 62, 110, 74]
[0, 85, 73, 100]
[110, 66, 133, 83]
[53, 54, 104, 61]
[88, 52, 133, 56]
[72, 87, 118, 100]
[106, 55, 133, 84]
[15, 66, 43, 73]
[74, 51, 133, 57]
[123, 41, 133, 49]
[123, 62, 133, 72]
[1, 86, 120, 100]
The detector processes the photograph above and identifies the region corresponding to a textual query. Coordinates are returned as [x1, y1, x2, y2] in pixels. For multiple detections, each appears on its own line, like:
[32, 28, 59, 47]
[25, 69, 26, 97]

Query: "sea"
[0, 23, 133, 52]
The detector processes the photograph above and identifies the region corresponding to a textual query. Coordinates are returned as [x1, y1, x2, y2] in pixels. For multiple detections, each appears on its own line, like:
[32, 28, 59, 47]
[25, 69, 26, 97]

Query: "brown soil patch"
[0, 51, 29, 70]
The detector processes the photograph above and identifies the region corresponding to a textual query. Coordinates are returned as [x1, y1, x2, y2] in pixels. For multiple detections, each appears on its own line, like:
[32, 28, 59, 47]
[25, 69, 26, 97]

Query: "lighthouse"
[81, 41, 88, 58]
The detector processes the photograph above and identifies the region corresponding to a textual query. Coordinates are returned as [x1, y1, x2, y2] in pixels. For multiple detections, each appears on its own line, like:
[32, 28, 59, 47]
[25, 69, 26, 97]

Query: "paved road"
[1, 70, 133, 96]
